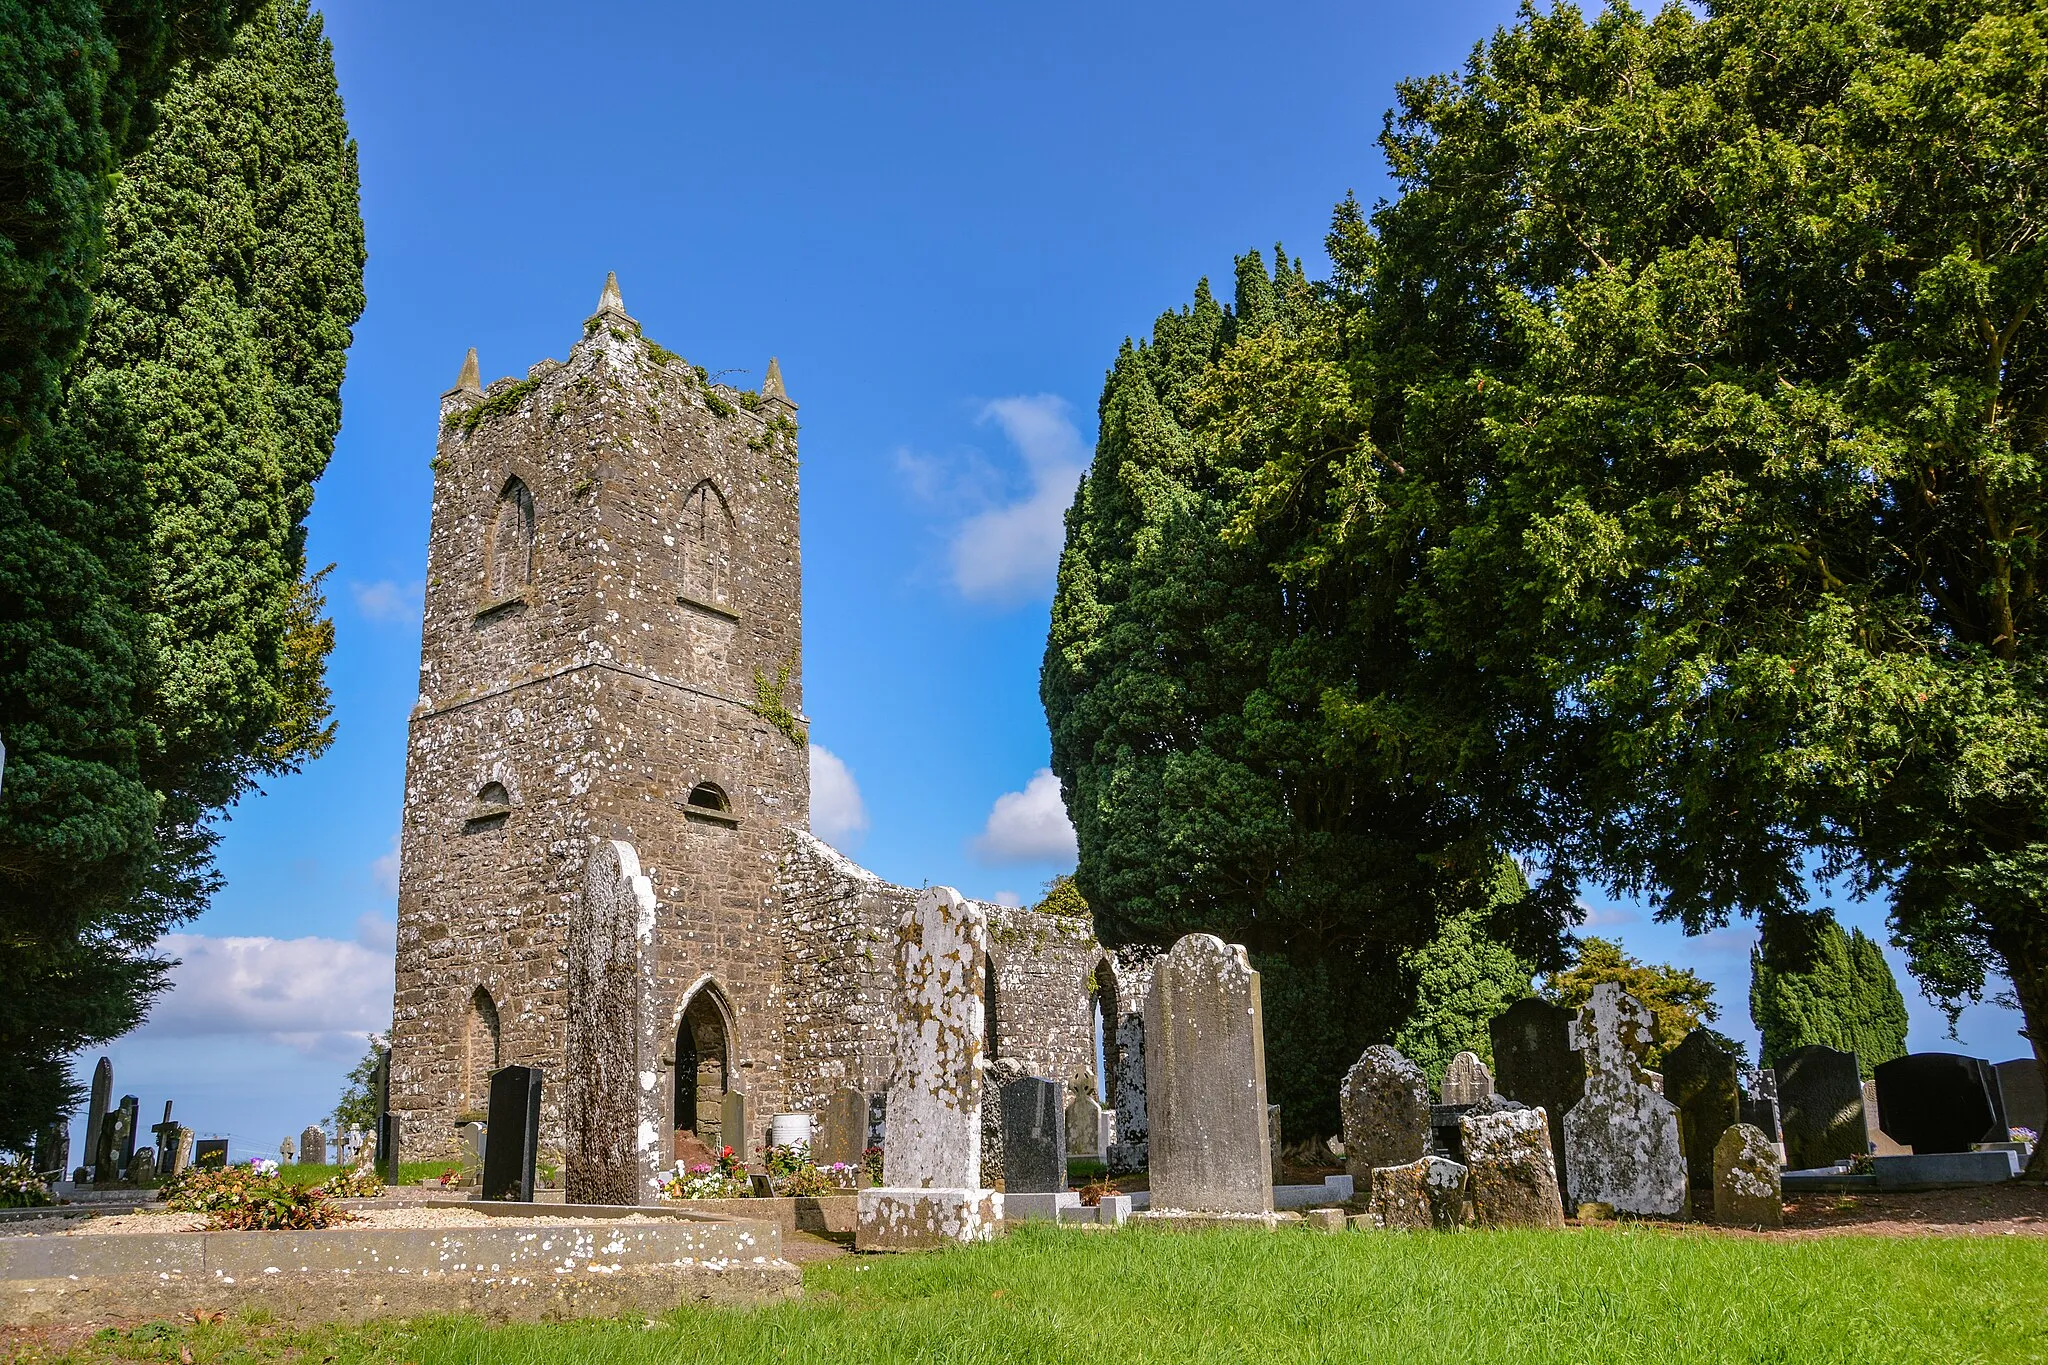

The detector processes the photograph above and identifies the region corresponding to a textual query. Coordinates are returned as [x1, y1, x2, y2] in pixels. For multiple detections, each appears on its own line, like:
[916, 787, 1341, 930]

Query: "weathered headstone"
[1442, 1051, 1494, 1106]
[1490, 997, 1584, 1208]
[280, 1137, 295, 1164]
[1776, 1045, 1865, 1169]
[1997, 1058, 2046, 1139]
[149, 1104, 180, 1177]
[817, 1087, 870, 1168]
[300, 1125, 327, 1166]
[482, 1064, 543, 1201]
[115, 1095, 139, 1176]
[1873, 1052, 2005, 1154]
[95, 1102, 134, 1182]
[1104, 950, 1156, 1176]
[721, 1089, 749, 1164]
[1712, 1122, 1782, 1228]
[856, 887, 1002, 1250]
[1663, 1028, 1741, 1195]
[1462, 1103, 1566, 1229]
[1368, 1156, 1468, 1230]
[1066, 1093, 1104, 1157]
[1140, 932, 1272, 1216]
[1740, 1068, 1782, 1146]
[1562, 984, 1687, 1216]
[456, 1121, 486, 1169]
[82, 1058, 112, 1182]
[565, 839, 664, 1205]
[999, 1076, 1066, 1195]
[979, 1057, 1028, 1188]
[194, 1139, 229, 1171]
[32, 1122, 69, 1181]
[171, 1128, 194, 1176]
[1340, 1045, 1430, 1182]
[128, 1147, 157, 1184]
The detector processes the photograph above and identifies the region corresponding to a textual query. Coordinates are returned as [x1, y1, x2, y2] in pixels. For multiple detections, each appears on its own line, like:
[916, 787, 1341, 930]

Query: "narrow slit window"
[489, 477, 536, 599]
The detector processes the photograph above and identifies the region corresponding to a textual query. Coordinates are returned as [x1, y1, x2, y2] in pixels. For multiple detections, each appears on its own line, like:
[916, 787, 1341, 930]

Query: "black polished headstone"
[1664, 1029, 1742, 1193]
[1489, 997, 1585, 1205]
[194, 1139, 229, 1170]
[482, 1065, 543, 1201]
[1873, 1052, 2003, 1154]
[378, 1112, 403, 1186]
[115, 1095, 139, 1176]
[998, 1076, 1067, 1194]
[1777, 1046, 1865, 1169]
[1996, 1058, 2046, 1140]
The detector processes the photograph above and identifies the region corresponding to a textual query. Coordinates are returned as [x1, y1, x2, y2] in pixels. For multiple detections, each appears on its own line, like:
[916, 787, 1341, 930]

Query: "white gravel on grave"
[6, 1206, 681, 1236]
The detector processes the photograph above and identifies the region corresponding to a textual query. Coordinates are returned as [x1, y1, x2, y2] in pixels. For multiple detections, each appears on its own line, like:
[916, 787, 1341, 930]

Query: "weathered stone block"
[1367, 1157, 1468, 1231]
[1462, 1105, 1565, 1229]
[854, 1188, 1002, 1251]
[1341, 1046, 1430, 1181]
[1712, 1123, 1782, 1228]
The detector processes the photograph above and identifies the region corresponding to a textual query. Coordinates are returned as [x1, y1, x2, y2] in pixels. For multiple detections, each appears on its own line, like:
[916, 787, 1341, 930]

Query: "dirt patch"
[1776, 1182, 2048, 1237]
[3, 1206, 694, 1238]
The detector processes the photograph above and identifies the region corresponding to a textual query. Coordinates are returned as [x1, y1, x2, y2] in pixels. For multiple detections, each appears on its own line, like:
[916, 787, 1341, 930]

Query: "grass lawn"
[271, 1162, 463, 1188]
[31, 1223, 2048, 1364]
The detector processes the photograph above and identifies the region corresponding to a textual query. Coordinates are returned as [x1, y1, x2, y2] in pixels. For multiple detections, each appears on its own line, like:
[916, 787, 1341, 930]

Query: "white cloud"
[992, 891, 1023, 908]
[350, 579, 423, 624]
[1581, 905, 1640, 927]
[809, 745, 869, 852]
[144, 933, 393, 1055]
[353, 911, 396, 952]
[974, 768, 1078, 865]
[899, 395, 1089, 606]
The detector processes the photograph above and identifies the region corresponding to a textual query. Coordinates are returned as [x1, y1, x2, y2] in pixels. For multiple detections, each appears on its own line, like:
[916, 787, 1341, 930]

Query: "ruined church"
[389, 277, 1149, 1173]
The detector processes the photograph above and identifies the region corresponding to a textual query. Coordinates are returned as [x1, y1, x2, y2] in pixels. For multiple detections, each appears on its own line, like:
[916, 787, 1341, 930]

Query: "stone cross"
[564, 838, 664, 1205]
[149, 1103, 181, 1175]
[1441, 1051, 1495, 1106]
[1561, 984, 1688, 1215]
[854, 887, 1001, 1251]
[1142, 932, 1273, 1216]
[280, 1136, 296, 1164]
[82, 1058, 112, 1180]
[1340, 1045, 1431, 1180]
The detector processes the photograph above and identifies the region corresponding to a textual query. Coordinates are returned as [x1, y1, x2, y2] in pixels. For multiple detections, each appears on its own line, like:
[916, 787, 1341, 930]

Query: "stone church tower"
[389, 275, 808, 1161]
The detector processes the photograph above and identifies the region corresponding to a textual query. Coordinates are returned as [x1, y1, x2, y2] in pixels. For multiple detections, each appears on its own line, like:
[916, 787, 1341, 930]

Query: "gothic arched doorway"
[674, 984, 731, 1166]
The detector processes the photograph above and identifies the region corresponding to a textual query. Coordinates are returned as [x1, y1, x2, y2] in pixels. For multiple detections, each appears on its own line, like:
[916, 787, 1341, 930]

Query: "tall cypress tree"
[0, 0, 364, 1146]
[1752, 913, 1910, 1078]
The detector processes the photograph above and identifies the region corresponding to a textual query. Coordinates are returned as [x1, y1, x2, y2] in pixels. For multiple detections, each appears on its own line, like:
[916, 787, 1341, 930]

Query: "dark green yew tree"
[0, 0, 364, 1146]
[1751, 913, 1909, 1077]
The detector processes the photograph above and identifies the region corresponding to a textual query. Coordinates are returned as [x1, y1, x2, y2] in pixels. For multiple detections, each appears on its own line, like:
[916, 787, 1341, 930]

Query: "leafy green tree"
[331, 1035, 387, 1136]
[0, 0, 363, 1146]
[1393, 860, 1539, 1085]
[1549, 939, 1720, 1070]
[1751, 912, 1909, 1077]
[0, 0, 254, 457]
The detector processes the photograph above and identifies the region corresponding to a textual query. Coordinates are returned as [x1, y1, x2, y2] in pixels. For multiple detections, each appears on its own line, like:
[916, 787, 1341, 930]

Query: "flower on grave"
[249, 1157, 279, 1176]
[2014, 1127, 2039, 1145]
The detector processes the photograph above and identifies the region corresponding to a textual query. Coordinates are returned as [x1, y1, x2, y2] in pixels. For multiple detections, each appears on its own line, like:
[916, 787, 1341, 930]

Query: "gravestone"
[300, 1126, 327, 1166]
[32, 1122, 69, 1181]
[1429, 1104, 1472, 1165]
[456, 1121, 486, 1169]
[1996, 1058, 2045, 1139]
[1066, 1093, 1105, 1157]
[817, 1087, 870, 1168]
[171, 1128, 193, 1176]
[482, 1064, 544, 1201]
[82, 1058, 112, 1182]
[721, 1089, 749, 1164]
[1368, 1156, 1468, 1230]
[127, 1147, 156, 1184]
[1740, 1068, 1782, 1146]
[1340, 1045, 1430, 1181]
[1864, 1080, 1909, 1156]
[115, 1096, 139, 1177]
[856, 887, 1002, 1250]
[1490, 998, 1584, 1208]
[280, 1137, 296, 1164]
[1462, 1103, 1566, 1229]
[1442, 1051, 1494, 1106]
[1663, 1028, 1742, 1195]
[95, 1103, 134, 1182]
[1873, 1053, 2005, 1154]
[999, 1076, 1066, 1195]
[1712, 1122, 1782, 1228]
[1777, 1045, 1865, 1169]
[194, 1139, 229, 1170]
[378, 1112, 403, 1187]
[979, 1057, 1028, 1188]
[1562, 984, 1687, 1216]
[1142, 932, 1273, 1216]
[565, 840, 664, 1205]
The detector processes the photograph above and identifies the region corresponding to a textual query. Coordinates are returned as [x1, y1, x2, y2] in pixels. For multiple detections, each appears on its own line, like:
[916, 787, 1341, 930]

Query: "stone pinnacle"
[455, 347, 480, 394]
[598, 271, 625, 315]
[763, 356, 788, 403]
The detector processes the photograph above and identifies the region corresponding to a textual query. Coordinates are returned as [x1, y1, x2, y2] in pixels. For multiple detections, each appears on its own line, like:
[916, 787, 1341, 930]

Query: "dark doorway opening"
[674, 987, 730, 1167]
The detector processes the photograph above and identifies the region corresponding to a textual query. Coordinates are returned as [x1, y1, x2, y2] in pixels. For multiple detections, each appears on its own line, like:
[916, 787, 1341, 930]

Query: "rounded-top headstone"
[1141, 932, 1272, 1215]
[1441, 1051, 1495, 1106]
[1341, 1045, 1431, 1179]
[1712, 1122, 1782, 1228]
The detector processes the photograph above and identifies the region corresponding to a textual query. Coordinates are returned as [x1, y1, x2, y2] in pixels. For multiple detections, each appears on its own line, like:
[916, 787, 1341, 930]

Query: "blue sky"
[70, 0, 2027, 1162]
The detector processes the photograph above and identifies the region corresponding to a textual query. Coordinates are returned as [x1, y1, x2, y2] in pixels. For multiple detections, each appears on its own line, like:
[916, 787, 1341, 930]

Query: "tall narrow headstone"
[482, 1064, 543, 1201]
[33, 1122, 69, 1181]
[378, 1113, 403, 1186]
[171, 1129, 194, 1175]
[1663, 1029, 1741, 1194]
[999, 1076, 1066, 1195]
[1562, 984, 1687, 1216]
[817, 1088, 869, 1168]
[1066, 1093, 1104, 1158]
[82, 1058, 112, 1182]
[565, 839, 664, 1205]
[115, 1096, 139, 1176]
[1996, 1058, 2045, 1139]
[1104, 952, 1155, 1176]
[1873, 1052, 2005, 1154]
[856, 887, 1002, 1250]
[979, 1058, 1028, 1188]
[1442, 1051, 1495, 1106]
[1142, 932, 1272, 1216]
[1490, 998, 1584, 1208]
[721, 1089, 749, 1164]
[1777, 1045, 1865, 1169]
[1341, 1046, 1431, 1180]
[300, 1125, 327, 1166]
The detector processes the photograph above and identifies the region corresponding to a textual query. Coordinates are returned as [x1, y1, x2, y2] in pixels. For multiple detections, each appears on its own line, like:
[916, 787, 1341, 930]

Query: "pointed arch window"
[488, 476, 536, 600]
[677, 480, 736, 616]
[464, 987, 502, 1112]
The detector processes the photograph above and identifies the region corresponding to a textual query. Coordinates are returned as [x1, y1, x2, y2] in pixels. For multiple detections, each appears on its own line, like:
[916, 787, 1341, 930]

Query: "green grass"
[38, 1223, 2048, 1363]
[272, 1161, 463, 1188]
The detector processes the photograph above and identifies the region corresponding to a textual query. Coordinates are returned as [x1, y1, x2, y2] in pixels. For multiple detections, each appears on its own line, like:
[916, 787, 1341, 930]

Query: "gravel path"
[5, 1206, 700, 1236]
